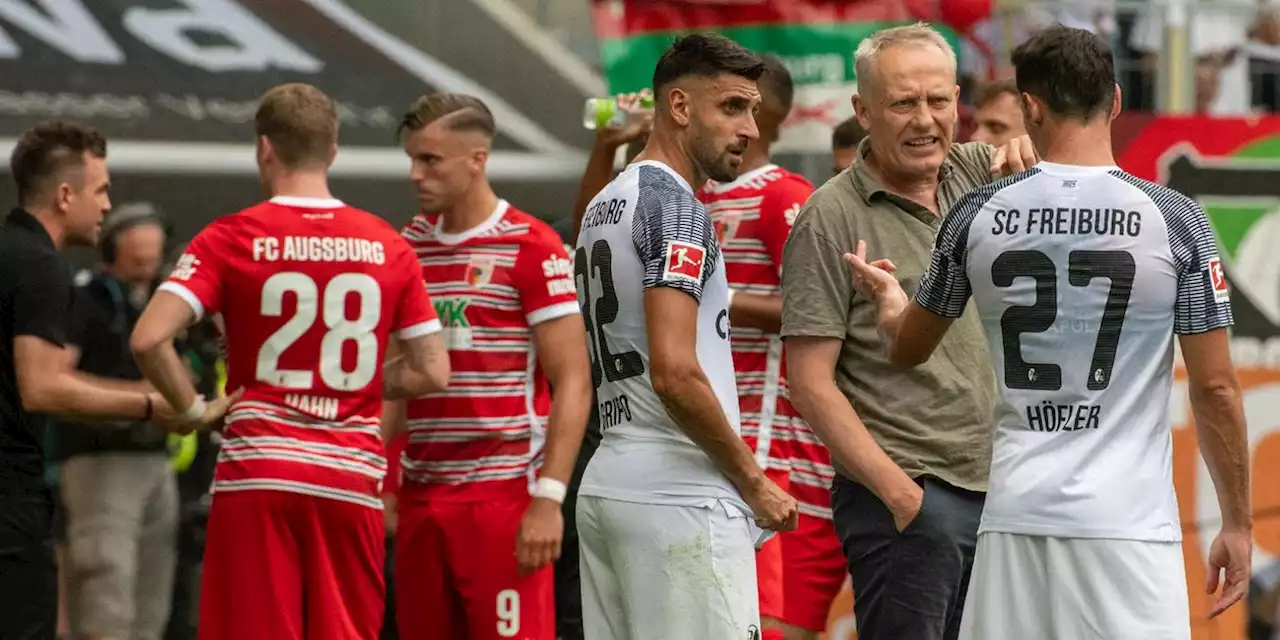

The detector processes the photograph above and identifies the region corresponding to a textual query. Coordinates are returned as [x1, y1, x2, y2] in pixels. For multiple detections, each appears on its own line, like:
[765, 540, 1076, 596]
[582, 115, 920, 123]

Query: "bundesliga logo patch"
[663, 240, 706, 283]
[1207, 256, 1230, 303]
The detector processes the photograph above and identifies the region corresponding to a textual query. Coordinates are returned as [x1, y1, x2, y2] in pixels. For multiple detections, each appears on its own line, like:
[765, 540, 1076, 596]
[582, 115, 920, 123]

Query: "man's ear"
[852, 93, 871, 131]
[668, 85, 692, 127]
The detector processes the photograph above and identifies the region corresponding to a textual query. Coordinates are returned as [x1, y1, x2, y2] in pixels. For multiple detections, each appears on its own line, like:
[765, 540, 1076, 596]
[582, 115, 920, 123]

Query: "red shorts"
[199, 490, 385, 640]
[395, 494, 554, 640]
[757, 467, 790, 622]
[781, 512, 848, 632]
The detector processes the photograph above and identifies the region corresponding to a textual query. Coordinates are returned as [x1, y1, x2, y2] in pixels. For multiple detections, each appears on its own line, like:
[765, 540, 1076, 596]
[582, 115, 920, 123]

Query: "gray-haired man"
[781, 23, 1037, 640]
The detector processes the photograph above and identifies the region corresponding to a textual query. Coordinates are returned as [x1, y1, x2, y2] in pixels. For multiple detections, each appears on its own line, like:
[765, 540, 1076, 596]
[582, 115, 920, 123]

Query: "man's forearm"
[381, 399, 407, 442]
[1192, 382, 1252, 530]
[877, 288, 911, 358]
[134, 343, 199, 413]
[729, 292, 782, 333]
[793, 380, 917, 507]
[572, 140, 622, 239]
[75, 372, 153, 395]
[43, 372, 150, 422]
[537, 380, 591, 484]
[382, 358, 427, 400]
[656, 369, 764, 493]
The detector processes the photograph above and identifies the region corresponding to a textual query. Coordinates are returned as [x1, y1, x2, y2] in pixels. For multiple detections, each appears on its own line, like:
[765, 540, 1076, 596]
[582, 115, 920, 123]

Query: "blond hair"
[254, 83, 338, 170]
[854, 22, 957, 93]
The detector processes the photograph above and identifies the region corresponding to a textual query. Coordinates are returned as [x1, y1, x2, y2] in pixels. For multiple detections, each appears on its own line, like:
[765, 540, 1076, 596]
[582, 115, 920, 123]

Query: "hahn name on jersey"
[915, 163, 1233, 541]
[159, 196, 440, 511]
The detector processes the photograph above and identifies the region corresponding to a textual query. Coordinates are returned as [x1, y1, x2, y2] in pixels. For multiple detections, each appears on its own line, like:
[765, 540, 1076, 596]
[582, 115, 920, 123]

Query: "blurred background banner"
[590, 0, 965, 152]
[0, 0, 597, 240]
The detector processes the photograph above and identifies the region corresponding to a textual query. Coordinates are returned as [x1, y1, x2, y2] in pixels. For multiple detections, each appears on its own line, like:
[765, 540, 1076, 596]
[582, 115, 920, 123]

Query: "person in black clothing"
[0, 120, 225, 639]
[55, 203, 178, 640]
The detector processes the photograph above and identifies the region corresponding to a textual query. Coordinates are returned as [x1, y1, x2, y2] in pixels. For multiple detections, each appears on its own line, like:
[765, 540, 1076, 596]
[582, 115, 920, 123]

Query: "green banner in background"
[592, 0, 961, 152]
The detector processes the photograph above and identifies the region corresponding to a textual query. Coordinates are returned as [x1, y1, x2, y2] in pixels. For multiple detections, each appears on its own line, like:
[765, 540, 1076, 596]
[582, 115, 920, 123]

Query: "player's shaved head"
[757, 54, 795, 118]
[254, 83, 338, 170]
[399, 93, 496, 146]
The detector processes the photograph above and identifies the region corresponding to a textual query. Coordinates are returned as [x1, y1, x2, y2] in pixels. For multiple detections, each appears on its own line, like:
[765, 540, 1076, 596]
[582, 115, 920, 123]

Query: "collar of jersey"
[269, 195, 345, 209]
[1033, 161, 1121, 175]
[700, 163, 779, 195]
[630, 160, 694, 194]
[433, 199, 510, 245]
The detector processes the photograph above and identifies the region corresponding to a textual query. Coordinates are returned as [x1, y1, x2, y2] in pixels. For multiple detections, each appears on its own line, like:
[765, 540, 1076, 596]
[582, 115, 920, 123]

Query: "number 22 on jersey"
[257, 271, 382, 392]
[575, 239, 645, 390]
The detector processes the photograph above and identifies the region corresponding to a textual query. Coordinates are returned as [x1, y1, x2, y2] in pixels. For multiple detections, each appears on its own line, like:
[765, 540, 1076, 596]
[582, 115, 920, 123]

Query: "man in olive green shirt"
[781, 24, 1036, 640]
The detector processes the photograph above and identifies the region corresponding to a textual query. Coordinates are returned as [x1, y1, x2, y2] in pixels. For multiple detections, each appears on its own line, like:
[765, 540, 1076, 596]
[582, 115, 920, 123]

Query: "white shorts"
[576, 494, 760, 640]
[960, 532, 1190, 640]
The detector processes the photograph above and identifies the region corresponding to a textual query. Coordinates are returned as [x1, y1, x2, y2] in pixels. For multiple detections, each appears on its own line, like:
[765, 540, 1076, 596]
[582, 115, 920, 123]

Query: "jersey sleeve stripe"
[632, 165, 719, 300]
[527, 301, 580, 327]
[157, 282, 205, 321]
[395, 318, 443, 340]
[1106, 170, 1234, 335]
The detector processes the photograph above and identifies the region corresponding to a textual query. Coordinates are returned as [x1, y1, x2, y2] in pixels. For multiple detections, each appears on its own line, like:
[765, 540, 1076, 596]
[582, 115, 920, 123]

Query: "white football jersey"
[916, 162, 1233, 542]
[574, 160, 745, 508]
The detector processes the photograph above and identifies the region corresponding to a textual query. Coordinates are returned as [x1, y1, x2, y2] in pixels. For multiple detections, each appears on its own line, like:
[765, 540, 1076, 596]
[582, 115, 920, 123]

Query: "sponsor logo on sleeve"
[663, 240, 706, 283]
[169, 253, 200, 281]
[541, 254, 575, 297]
[1207, 256, 1230, 303]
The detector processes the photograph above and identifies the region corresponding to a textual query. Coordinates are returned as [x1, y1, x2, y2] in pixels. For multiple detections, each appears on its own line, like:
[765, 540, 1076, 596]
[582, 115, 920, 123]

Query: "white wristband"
[533, 477, 568, 504]
[727, 288, 737, 307]
[180, 396, 207, 424]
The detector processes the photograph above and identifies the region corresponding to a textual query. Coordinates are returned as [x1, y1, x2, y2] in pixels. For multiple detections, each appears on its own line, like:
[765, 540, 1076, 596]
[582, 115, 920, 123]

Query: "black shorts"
[0, 491, 58, 640]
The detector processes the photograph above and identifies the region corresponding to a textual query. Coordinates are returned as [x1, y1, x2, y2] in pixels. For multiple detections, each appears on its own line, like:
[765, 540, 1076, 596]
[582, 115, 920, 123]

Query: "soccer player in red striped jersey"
[387, 93, 592, 640]
[695, 56, 841, 640]
[130, 83, 451, 640]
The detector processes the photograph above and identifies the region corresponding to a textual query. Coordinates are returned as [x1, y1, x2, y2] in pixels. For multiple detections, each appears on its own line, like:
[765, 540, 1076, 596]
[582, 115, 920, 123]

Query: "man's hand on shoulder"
[989, 134, 1039, 176]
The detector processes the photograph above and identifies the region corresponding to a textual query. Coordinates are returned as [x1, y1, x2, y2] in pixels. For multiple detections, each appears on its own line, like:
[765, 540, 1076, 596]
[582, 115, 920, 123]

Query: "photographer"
[56, 204, 177, 640]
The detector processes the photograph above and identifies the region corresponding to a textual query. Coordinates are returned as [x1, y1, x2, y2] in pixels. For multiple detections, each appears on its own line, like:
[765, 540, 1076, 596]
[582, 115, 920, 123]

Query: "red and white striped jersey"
[698, 165, 833, 515]
[400, 201, 580, 502]
[706, 163, 834, 514]
[159, 196, 441, 511]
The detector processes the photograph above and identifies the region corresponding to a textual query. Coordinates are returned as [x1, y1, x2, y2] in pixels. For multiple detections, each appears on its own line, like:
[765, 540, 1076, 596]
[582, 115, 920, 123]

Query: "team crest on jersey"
[663, 240, 706, 283]
[714, 216, 740, 242]
[465, 257, 496, 287]
[1207, 256, 1230, 303]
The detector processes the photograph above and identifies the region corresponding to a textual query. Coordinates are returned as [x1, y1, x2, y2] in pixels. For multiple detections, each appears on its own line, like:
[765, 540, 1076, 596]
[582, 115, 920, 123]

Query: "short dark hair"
[255, 83, 339, 169]
[398, 92, 496, 140]
[831, 117, 867, 150]
[974, 79, 1020, 109]
[758, 54, 795, 115]
[10, 120, 107, 205]
[652, 33, 765, 94]
[1012, 25, 1115, 120]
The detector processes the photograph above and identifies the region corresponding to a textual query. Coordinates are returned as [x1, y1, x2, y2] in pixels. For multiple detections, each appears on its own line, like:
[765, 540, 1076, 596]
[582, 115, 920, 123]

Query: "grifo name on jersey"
[542, 255, 575, 297]
[251, 236, 387, 265]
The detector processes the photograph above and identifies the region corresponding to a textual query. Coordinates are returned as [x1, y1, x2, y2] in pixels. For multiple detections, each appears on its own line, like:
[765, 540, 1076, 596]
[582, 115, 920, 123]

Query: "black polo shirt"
[0, 209, 75, 496]
[54, 272, 167, 461]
